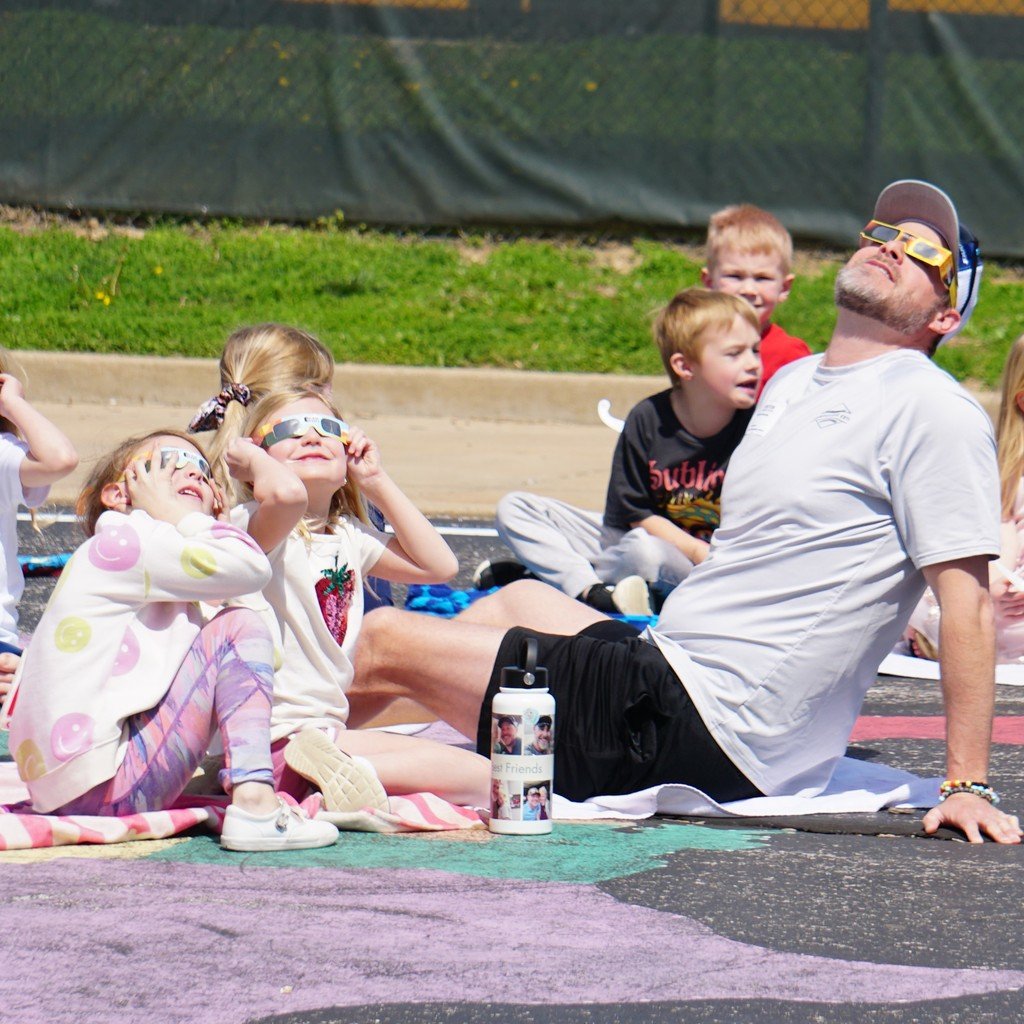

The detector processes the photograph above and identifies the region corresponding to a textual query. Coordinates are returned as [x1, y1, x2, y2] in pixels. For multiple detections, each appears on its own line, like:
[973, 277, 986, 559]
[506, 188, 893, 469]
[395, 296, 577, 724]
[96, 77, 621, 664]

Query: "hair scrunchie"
[187, 382, 252, 433]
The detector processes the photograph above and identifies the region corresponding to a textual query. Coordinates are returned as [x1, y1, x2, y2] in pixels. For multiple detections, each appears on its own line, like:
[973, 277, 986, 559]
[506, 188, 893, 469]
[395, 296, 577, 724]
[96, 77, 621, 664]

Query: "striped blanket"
[0, 766, 483, 851]
[0, 579, 599, 851]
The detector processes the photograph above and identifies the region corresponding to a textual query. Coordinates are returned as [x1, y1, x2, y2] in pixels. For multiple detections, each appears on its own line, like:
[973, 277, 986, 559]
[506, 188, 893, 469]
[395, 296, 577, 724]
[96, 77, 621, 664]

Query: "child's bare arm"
[633, 514, 711, 565]
[0, 652, 18, 699]
[988, 519, 1024, 616]
[1000, 518, 1021, 571]
[364, 475, 459, 583]
[0, 375, 78, 489]
[347, 427, 457, 583]
[225, 438, 307, 553]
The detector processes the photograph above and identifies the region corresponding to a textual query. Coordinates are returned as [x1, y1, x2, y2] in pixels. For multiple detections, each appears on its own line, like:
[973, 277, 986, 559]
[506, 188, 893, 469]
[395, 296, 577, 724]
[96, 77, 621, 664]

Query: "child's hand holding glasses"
[344, 426, 384, 487]
[124, 451, 190, 525]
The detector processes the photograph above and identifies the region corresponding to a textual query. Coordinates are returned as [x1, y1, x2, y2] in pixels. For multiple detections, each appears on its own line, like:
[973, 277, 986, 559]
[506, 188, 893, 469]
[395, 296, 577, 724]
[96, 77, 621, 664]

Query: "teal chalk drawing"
[151, 821, 768, 882]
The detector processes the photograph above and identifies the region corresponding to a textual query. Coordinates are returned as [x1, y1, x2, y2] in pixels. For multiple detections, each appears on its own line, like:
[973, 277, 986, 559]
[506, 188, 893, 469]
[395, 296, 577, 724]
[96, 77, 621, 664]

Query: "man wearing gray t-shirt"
[353, 180, 1022, 845]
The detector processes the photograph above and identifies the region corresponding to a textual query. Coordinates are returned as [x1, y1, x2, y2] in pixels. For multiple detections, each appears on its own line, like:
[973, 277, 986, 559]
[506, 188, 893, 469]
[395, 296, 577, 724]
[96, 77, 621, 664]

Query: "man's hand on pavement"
[922, 791, 1023, 844]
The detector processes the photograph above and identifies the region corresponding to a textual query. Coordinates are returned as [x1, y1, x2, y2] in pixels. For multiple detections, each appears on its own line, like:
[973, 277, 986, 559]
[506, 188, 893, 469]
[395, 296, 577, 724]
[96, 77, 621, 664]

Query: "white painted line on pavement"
[385, 524, 498, 538]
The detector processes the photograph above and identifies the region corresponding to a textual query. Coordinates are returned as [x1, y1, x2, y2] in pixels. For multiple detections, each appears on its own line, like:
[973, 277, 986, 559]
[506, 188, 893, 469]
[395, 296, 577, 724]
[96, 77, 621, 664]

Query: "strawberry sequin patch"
[315, 558, 355, 645]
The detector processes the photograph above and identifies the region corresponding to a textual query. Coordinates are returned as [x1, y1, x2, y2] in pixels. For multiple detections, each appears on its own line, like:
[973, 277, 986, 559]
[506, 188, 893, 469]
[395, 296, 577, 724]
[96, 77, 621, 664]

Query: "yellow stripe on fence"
[722, 0, 1024, 31]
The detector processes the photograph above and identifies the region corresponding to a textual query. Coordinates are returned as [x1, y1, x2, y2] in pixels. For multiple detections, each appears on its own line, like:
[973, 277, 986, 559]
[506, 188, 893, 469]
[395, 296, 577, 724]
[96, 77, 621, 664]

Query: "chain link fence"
[2, 1, 1023, 253]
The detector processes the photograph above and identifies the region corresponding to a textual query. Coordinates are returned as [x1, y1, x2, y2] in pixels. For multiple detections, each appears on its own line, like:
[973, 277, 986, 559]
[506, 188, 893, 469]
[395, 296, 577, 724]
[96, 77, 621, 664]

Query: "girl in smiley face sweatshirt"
[0, 429, 337, 852]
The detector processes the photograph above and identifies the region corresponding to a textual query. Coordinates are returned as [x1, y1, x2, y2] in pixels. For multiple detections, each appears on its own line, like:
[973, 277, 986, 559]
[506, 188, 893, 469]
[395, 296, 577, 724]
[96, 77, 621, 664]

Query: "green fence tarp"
[2, 1, 1023, 254]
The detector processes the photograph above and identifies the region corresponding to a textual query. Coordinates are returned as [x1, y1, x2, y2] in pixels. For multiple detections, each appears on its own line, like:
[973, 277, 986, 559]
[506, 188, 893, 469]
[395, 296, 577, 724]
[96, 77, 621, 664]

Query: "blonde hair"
[653, 288, 759, 385]
[996, 334, 1024, 519]
[203, 324, 334, 467]
[706, 204, 793, 276]
[234, 388, 368, 531]
[76, 429, 209, 536]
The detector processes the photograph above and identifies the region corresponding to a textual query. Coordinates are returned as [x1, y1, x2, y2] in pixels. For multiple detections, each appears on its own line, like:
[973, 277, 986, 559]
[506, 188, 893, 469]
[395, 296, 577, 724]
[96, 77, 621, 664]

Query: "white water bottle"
[488, 637, 554, 835]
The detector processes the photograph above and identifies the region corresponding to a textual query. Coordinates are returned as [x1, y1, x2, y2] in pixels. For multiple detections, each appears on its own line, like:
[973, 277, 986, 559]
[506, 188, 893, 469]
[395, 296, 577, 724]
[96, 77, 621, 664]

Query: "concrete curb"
[14, 351, 667, 426]
[14, 350, 1000, 424]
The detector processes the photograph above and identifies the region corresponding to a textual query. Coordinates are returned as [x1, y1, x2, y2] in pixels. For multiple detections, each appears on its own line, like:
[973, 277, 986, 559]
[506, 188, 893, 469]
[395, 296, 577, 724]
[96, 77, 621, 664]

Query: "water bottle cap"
[498, 637, 549, 689]
[499, 666, 549, 690]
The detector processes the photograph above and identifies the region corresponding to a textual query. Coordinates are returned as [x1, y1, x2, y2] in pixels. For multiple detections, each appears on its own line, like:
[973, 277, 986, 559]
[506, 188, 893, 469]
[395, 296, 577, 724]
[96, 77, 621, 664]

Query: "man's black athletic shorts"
[477, 620, 761, 804]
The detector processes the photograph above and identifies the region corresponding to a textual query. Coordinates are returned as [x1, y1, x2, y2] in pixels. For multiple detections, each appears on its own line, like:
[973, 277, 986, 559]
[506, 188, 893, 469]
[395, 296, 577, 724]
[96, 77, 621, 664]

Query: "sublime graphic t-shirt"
[603, 390, 753, 536]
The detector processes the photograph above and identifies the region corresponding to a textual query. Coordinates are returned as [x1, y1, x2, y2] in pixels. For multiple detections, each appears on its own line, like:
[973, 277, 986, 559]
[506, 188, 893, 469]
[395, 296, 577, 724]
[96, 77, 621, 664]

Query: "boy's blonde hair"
[996, 333, 1024, 519]
[706, 204, 793, 276]
[234, 387, 368, 530]
[76, 429, 209, 536]
[653, 288, 759, 385]
[198, 324, 335, 467]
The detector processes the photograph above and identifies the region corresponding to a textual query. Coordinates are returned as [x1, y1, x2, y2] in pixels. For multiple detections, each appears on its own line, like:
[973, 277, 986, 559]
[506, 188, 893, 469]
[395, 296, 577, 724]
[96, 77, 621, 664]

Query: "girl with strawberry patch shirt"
[225, 388, 490, 809]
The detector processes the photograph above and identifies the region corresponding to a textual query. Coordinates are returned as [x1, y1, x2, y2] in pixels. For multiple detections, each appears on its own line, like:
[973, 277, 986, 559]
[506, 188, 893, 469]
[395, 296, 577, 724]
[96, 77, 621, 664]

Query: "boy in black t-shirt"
[483, 288, 761, 615]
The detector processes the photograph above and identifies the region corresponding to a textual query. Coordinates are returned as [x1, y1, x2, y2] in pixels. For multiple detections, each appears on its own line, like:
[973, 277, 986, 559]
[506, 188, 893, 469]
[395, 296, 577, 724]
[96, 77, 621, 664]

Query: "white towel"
[879, 649, 1024, 686]
[553, 756, 938, 820]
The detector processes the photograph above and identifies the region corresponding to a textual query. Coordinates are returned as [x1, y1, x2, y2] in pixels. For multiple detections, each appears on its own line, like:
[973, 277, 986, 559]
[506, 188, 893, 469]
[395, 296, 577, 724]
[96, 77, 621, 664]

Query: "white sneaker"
[612, 575, 653, 617]
[284, 729, 390, 813]
[220, 799, 339, 852]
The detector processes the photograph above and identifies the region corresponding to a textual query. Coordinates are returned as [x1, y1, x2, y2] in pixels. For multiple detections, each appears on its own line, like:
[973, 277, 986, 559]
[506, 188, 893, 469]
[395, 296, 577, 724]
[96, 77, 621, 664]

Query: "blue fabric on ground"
[18, 553, 70, 576]
[405, 583, 493, 616]
[404, 584, 655, 629]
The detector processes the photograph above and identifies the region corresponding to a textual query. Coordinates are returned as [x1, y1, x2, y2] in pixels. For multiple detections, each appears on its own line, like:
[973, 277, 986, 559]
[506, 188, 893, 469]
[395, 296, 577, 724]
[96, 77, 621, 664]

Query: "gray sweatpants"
[495, 491, 697, 598]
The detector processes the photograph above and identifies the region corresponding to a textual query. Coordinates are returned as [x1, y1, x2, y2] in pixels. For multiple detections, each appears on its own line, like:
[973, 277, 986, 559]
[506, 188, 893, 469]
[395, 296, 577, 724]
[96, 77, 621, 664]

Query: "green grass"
[0, 215, 1019, 386]
[0, 222, 693, 374]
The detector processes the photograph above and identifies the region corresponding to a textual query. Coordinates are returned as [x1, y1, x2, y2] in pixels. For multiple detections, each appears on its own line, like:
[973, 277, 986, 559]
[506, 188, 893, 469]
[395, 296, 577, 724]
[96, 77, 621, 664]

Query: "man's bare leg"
[457, 579, 609, 634]
[352, 607, 507, 738]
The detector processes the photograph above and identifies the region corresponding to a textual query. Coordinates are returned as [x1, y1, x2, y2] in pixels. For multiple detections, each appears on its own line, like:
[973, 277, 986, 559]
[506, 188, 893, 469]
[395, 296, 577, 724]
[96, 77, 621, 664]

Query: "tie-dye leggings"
[56, 607, 276, 815]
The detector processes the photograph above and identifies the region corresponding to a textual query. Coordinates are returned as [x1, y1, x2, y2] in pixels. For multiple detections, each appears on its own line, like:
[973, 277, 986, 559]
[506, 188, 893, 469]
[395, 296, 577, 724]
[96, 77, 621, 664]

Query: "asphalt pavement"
[1, 354, 1022, 1024]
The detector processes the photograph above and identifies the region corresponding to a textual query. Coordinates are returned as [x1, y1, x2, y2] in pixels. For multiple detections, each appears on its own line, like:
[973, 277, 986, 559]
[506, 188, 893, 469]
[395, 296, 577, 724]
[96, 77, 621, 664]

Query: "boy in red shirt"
[700, 204, 810, 392]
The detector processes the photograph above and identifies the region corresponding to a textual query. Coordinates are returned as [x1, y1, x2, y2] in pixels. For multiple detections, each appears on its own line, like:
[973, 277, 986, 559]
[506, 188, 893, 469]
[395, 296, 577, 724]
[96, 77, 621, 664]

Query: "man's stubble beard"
[835, 262, 946, 336]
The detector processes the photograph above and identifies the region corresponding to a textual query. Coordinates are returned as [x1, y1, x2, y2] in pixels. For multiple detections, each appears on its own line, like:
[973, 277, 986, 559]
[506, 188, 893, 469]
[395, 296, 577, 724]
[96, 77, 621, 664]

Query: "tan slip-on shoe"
[284, 729, 390, 813]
